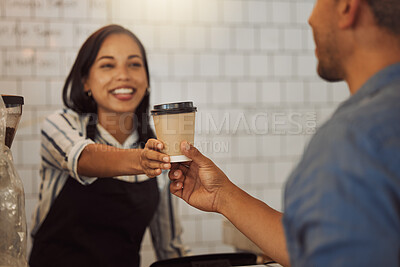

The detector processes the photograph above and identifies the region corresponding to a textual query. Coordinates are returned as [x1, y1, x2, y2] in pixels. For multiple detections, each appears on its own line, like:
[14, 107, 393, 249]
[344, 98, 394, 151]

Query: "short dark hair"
[366, 0, 400, 35]
[62, 24, 155, 146]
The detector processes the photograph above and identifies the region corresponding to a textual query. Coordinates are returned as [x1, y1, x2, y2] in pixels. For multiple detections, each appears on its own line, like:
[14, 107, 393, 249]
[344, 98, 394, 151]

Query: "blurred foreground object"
[0, 95, 27, 267]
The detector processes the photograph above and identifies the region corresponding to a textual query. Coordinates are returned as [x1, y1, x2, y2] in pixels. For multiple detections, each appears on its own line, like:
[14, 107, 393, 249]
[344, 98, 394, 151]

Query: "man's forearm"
[218, 182, 290, 266]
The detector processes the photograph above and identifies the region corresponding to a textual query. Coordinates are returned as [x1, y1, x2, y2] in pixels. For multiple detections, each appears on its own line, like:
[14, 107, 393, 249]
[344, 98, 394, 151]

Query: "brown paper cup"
[151, 102, 197, 162]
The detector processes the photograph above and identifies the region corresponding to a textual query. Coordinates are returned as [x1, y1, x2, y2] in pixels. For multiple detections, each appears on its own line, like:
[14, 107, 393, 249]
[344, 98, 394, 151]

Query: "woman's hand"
[140, 139, 171, 178]
[168, 141, 234, 213]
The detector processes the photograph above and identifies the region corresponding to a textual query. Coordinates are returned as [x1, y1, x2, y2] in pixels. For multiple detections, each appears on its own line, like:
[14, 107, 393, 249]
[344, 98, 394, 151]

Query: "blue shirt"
[283, 63, 400, 266]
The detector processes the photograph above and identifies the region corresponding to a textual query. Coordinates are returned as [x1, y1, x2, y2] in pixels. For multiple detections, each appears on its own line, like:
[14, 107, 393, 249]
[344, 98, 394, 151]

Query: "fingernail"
[174, 170, 179, 177]
[163, 156, 169, 162]
[185, 142, 190, 152]
[157, 144, 163, 149]
[163, 163, 170, 169]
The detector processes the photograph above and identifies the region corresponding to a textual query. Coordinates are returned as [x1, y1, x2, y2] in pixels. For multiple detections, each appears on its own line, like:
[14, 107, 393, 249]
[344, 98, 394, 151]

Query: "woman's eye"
[130, 62, 142, 67]
[100, 63, 114, 69]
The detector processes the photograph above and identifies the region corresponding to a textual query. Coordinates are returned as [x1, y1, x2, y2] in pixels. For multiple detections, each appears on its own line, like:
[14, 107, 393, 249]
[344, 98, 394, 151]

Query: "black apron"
[29, 122, 159, 267]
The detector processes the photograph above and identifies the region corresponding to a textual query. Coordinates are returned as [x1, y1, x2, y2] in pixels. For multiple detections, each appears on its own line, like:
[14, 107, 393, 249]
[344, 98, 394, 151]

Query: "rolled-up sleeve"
[41, 110, 96, 185]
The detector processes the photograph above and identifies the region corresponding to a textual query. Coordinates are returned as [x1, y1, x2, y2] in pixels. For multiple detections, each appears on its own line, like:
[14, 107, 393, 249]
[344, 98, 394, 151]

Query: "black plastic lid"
[1, 95, 24, 106]
[151, 101, 197, 115]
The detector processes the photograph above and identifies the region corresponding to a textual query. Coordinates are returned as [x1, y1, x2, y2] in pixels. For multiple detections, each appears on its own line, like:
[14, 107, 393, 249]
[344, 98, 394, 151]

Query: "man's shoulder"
[285, 92, 400, 220]
[287, 85, 400, 195]
[329, 84, 400, 147]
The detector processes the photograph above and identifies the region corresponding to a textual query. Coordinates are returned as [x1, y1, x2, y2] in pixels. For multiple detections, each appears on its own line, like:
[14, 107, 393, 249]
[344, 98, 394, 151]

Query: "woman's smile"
[110, 87, 137, 101]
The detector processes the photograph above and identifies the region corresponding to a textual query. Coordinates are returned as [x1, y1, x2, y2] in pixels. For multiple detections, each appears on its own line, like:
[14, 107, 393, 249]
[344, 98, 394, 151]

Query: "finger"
[143, 149, 170, 163]
[170, 180, 184, 198]
[168, 165, 189, 180]
[180, 141, 211, 165]
[171, 162, 188, 171]
[146, 168, 162, 178]
[170, 162, 190, 171]
[169, 163, 179, 173]
[144, 160, 171, 170]
[145, 138, 164, 151]
[169, 168, 183, 180]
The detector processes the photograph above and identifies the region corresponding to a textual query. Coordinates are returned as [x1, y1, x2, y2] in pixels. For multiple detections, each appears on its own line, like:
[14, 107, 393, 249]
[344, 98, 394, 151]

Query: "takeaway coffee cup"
[151, 102, 197, 162]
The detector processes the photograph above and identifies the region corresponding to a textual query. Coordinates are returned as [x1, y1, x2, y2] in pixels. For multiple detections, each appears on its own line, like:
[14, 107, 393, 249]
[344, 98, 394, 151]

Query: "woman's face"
[84, 33, 148, 116]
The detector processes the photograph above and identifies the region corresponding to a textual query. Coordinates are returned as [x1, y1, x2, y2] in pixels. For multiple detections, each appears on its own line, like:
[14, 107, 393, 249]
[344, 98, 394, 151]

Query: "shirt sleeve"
[41, 109, 96, 185]
[149, 171, 191, 260]
[283, 121, 400, 266]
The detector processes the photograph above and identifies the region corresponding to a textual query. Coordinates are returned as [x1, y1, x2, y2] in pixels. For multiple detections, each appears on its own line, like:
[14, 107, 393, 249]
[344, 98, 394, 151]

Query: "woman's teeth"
[111, 88, 134, 94]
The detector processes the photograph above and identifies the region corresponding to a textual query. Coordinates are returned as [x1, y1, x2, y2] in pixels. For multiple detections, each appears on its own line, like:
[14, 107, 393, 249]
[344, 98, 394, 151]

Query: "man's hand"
[168, 141, 290, 266]
[140, 139, 171, 177]
[168, 141, 233, 213]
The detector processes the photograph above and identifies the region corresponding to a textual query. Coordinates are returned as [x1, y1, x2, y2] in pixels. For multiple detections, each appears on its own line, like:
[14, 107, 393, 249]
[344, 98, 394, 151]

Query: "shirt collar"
[339, 62, 400, 110]
[96, 123, 139, 149]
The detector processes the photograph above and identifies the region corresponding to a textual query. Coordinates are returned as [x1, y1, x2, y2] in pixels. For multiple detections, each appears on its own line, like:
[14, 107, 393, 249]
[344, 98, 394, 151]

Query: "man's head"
[309, 0, 400, 83]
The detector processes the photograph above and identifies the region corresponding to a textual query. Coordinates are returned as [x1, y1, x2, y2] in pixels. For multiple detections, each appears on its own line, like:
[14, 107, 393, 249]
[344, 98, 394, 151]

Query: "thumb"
[181, 141, 209, 165]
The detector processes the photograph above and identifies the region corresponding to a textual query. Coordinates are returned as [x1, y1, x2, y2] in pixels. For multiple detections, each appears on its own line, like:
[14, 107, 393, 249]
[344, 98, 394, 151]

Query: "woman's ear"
[84, 86, 90, 93]
[83, 78, 90, 93]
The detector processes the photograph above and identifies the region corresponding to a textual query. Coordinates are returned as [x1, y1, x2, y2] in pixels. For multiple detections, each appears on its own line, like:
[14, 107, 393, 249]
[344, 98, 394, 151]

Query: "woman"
[29, 24, 188, 267]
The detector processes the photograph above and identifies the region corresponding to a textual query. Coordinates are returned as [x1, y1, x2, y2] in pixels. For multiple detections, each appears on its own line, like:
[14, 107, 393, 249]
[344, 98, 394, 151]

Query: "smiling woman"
[29, 25, 189, 267]
[83, 33, 149, 143]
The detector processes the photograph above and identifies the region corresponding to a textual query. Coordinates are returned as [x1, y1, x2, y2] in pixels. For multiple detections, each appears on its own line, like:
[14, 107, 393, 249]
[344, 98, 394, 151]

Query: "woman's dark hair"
[62, 24, 155, 147]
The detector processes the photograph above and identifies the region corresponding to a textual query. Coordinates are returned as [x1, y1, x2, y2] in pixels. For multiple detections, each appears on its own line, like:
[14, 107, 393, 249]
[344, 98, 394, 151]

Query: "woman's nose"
[116, 66, 130, 80]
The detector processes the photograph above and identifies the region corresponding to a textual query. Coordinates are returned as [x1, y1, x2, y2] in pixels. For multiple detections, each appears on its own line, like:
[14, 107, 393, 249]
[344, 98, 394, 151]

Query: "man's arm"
[219, 183, 290, 266]
[169, 141, 290, 266]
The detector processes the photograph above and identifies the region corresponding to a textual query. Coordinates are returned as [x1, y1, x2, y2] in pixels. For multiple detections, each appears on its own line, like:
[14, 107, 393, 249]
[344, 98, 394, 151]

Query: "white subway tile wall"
[0, 0, 350, 266]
